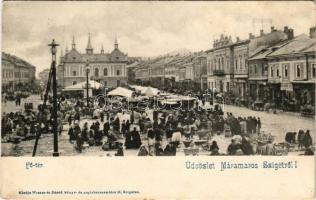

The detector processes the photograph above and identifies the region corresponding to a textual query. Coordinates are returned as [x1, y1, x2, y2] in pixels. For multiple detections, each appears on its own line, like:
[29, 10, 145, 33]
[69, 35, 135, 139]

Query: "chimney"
[236, 37, 240, 42]
[260, 29, 264, 36]
[283, 26, 294, 40]
[270, 26, 275, 32]
[310, 26, 316, 38]
[249, 33, 254, 39]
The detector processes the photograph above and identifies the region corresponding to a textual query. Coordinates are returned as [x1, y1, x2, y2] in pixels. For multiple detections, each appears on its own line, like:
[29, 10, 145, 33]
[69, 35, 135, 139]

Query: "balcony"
[213, 69, 225, 75]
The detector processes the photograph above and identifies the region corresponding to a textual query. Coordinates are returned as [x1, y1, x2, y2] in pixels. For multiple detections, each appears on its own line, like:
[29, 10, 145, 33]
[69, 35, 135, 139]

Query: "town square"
[1, 1, 315, 157]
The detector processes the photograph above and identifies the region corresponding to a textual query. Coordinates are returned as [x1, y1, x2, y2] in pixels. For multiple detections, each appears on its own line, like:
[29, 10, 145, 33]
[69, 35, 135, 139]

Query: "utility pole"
[49, 39, 60, 157]
[85, 60, 90, 107]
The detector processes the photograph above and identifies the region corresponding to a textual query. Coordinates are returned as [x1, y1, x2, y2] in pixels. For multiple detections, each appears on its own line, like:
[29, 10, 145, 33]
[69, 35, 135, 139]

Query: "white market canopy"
[130, 85, 160, 96]
[63, 80, 103, 91]
[108, 87, 134, 98]
[144, 87, 159, 97]
[130, 85, 148, 94]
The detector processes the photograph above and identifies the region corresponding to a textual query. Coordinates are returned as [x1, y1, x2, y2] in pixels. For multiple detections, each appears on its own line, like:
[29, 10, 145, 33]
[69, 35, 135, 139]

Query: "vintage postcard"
[0, 1, 315, 200]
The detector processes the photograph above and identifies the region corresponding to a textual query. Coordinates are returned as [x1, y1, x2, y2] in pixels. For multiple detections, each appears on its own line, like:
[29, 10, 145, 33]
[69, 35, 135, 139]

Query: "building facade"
[247, 27, 292, 102]
[58, 35, 128, 88]
[206, 34, 234, 93]
[2, 52, 36, 87]
[267, 32, 316, 109]
[38, 68, 50, 87]
[232, 40, 250, 99]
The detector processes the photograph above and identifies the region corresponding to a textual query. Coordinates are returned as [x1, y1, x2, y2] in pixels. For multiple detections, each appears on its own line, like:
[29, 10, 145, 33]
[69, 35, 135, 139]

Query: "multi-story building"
[2, 52, 36, 88]
[38, 68, 50, 86]
[206, 34, 234, 93]
[134, 53, 205, 90]
[232, 39, 250, 98]
[192, 53, 208, 90]
[126, 61, 142, 84]
[134, 64, 150, 84]
[58, 34, 128, 88]
[247, 27, 290, 101]
[164, 55, 183, 82]
[266, 29, 316, 108]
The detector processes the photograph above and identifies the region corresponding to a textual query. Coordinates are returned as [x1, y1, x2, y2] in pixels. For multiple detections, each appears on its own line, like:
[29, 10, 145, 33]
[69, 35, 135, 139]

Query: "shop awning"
[63, 80, 103, 91]
[108, 87, 134, 98]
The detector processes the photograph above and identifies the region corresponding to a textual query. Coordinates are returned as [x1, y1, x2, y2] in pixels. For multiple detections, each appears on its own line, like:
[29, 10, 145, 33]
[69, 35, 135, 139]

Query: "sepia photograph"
[1, 1, 315, 158]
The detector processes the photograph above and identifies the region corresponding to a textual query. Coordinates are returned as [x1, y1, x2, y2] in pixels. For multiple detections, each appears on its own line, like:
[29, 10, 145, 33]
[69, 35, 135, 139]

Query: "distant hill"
[2, 52, 36, 69]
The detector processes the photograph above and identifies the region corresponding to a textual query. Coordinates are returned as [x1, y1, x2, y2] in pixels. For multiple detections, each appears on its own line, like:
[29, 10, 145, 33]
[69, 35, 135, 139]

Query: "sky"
[2, 1, 316, 76]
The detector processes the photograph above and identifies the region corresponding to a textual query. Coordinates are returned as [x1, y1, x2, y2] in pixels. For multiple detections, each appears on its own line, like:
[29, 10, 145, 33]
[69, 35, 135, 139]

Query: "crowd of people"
[1, 111, 38, 141]
[1, 86, 314, 156]
[60, 93, 313, 156]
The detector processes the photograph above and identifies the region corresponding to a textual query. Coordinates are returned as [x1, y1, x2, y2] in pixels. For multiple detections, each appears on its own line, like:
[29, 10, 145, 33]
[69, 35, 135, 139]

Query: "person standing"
[100, 111, 104, 123]
[297, 129, 305, 150]
[103, 120, 110, 136]
[132, 127, 142, 149]
[303, 130, 312, 149]
[121, 120, 127, 137]
[257, 117, 261, 134]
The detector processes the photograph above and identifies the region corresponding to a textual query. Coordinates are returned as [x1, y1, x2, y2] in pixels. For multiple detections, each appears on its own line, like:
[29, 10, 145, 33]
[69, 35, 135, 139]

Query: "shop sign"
[281, 83, 293, 91]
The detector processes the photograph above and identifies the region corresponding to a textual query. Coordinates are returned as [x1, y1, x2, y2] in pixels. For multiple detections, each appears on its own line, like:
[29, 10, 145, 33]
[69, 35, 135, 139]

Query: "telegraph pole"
[49, 39, 60, 157]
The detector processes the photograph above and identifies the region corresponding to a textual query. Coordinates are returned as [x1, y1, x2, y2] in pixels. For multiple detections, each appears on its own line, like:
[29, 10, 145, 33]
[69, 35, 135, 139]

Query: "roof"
[302, 42, 316, 53]
[2, 52, 36, 69]
[248, 40, 289, 61]
[268, 34, 315, 57]
[249, 30, 288, 53]
[62, 47, 128, 63]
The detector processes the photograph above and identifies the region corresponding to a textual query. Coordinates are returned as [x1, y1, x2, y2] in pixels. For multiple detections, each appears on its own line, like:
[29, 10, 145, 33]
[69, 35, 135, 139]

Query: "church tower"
[86, 33, 93, 54]
[114, 36, 118, 49]
[101, 44, 104, 54]
[72, 36, 76, 49]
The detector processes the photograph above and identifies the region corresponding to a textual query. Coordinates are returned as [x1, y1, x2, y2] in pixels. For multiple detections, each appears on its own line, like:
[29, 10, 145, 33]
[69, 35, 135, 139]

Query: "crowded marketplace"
[1, 83, 314, 156]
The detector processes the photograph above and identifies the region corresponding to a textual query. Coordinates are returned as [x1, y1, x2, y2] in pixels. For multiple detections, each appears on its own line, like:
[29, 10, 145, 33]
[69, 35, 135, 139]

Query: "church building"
[58, 34, 128, 88]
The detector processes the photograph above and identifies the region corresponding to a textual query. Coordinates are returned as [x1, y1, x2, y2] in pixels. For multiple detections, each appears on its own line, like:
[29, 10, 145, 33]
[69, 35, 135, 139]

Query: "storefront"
[292, 81, 315, 106]
[248, 80, 269, 101]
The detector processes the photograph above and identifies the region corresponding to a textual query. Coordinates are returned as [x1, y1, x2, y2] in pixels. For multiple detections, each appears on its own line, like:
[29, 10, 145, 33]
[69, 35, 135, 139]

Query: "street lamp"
[85, 60, 90, 107]
[48, 39, 59, 157]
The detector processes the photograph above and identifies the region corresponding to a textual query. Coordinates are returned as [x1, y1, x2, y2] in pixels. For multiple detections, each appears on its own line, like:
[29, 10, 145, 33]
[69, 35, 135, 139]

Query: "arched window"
[94, 68, 99, 77]
[104, 68, 108, 76]
[116, 70, 120, 76]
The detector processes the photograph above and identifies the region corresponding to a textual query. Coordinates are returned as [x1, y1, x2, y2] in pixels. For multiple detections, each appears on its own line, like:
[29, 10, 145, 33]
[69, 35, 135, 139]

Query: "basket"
[184, 148, 199, 156]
